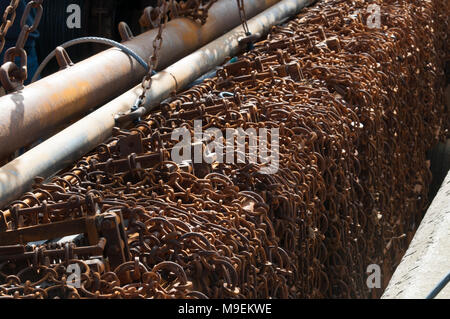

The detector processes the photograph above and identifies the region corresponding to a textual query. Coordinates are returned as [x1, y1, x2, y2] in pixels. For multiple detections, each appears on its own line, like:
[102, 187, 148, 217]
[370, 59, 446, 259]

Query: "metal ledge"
[382, 170, 450, 299]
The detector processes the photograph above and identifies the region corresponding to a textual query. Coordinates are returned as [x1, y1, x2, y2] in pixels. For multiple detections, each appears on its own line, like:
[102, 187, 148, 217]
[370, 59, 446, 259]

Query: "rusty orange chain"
[236, 0, 250, 36]
[0, 0, 20, 54]
[135, 1, 170, 110]
[0, 0, 43, 93]
[140, 0, 220, 27]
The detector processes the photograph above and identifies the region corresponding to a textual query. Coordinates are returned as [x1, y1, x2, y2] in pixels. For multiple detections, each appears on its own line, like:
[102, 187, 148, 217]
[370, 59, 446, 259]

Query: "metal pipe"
[0, 0, 279, 161]
[0, 0, 315, 210]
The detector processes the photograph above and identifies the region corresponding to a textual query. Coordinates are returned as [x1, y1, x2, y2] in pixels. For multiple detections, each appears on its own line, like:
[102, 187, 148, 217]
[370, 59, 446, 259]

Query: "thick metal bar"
[0, 238, 107, 263]
[0, 216, 95, 245]
[0, 0, 314, 210]
[0, 0, 279, 161]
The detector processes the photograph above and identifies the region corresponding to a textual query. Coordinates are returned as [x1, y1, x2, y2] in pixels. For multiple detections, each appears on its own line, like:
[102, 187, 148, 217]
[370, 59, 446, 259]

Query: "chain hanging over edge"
[0, 0, 44, 93]
[0, 0, 20, 54]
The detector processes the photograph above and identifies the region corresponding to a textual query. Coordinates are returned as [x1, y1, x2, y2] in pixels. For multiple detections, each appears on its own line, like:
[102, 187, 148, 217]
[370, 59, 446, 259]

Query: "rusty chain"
[236, 0, 250, 36]
[0, 0, 43, 93]
[131, 0, 220, 117]
[135, 1, 170, 110]
[0, 0, 448, 299]
[140, 0, 220, 30]
[0, 0, 20, 54]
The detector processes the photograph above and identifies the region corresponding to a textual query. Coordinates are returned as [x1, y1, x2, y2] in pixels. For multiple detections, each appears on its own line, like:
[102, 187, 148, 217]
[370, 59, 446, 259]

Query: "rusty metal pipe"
[0, 0, 315, 209]
[0, 0, 279, 161]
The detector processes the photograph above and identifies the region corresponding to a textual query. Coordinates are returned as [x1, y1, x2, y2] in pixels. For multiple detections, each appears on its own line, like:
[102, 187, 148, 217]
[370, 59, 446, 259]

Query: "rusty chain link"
[135, 1, 170, 110]
[0, 0, 448, 299]
[140, 0, 220, 30]
[236, 0, 250, 36]
[0, 0, 44, 93]
[0, 0, 20, 54]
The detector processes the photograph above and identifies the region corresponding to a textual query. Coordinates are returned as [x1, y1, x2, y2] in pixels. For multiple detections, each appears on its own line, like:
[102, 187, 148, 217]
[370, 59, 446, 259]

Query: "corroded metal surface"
[0, 0, 448, 299]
